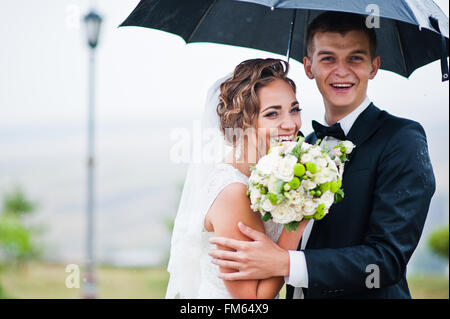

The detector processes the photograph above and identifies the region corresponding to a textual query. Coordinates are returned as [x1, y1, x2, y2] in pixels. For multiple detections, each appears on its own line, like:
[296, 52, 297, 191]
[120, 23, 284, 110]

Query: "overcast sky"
[0, 0, 448, 265]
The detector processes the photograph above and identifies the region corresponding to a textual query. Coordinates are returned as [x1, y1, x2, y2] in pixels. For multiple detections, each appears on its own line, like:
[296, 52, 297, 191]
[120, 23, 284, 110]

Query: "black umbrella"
[119, 0, 449, 81]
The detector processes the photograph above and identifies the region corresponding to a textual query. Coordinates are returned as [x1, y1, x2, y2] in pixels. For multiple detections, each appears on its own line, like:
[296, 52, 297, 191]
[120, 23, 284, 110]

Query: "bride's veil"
[165, 74, 232, 298]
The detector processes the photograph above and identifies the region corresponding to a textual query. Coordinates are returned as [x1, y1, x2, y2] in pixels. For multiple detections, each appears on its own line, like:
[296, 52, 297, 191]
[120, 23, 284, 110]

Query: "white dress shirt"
[284, 96, 372, 299]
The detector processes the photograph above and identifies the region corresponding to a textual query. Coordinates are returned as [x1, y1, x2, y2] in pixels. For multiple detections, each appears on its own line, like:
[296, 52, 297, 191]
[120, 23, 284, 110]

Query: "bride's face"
[255, 78, 302, 154]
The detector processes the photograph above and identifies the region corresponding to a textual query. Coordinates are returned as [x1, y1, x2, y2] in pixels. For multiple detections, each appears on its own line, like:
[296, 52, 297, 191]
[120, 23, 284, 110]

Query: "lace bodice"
[197, 163, 284, 299]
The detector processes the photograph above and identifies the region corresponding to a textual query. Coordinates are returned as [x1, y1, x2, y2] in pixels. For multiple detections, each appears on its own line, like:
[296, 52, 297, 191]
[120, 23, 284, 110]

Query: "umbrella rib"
[286, 9, 297, 61]
[187, 0, 217, 43]
[302, 9, 311, 59]
[394, 21, 409, 76]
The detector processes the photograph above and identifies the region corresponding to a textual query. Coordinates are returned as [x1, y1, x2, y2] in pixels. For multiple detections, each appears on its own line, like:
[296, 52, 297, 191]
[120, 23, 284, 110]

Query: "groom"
[209, 11, 436, 299]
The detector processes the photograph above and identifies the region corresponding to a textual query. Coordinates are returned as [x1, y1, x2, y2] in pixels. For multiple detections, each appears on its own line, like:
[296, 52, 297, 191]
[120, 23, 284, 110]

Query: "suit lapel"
[345, 103, 386, 148]
[304, 103, 387, 250]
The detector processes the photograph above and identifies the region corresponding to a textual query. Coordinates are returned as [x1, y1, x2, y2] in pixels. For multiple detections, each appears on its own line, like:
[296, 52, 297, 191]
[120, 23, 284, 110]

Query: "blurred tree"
[0, 215, 36, 263]
[3, 187, 37, 217]
[428, 226, 449, 259]
[0, 187, 44, 298]
[0, 188, 42, 267]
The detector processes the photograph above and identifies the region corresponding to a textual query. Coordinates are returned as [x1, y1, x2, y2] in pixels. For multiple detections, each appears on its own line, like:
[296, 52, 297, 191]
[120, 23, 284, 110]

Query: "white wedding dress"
[197, 163, 284, 299]
[165, 74, 283, 299]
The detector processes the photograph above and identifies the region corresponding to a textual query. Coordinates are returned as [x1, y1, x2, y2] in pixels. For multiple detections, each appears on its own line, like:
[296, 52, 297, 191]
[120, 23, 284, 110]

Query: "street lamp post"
[83, 9, 102, 299]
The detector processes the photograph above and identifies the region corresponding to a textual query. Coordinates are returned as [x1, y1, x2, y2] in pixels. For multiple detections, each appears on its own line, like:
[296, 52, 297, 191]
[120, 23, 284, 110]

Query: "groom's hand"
[208, 222, 290, 280]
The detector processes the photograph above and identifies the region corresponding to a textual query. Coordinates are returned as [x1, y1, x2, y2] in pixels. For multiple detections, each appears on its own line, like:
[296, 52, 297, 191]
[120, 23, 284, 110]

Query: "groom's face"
[303, 30, 380, 115]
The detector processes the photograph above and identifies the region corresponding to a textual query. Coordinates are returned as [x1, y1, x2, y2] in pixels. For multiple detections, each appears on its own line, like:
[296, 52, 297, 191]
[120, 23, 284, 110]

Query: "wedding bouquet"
[247, 137, 355, 231]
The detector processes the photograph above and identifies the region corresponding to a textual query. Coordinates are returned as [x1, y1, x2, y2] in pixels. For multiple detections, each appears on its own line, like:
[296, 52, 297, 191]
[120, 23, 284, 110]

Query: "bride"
[166, 58, 309, 299]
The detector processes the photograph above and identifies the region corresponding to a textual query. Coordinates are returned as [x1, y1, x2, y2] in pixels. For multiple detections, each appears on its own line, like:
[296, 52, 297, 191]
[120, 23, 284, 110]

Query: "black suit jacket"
[286, 103, 435, 299]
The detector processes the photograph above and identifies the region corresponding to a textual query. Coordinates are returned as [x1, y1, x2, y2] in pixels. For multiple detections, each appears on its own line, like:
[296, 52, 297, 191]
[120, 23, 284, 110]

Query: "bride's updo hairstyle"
[217, 58, 296, 146]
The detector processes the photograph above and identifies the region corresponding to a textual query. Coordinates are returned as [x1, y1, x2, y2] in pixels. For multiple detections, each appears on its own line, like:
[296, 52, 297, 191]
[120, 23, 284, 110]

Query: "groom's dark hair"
[306, 11, 378, 59]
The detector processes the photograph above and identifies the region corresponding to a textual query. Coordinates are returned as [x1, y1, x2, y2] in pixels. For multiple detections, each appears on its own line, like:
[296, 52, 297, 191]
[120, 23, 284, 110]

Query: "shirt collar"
[322, 96, 372, 136]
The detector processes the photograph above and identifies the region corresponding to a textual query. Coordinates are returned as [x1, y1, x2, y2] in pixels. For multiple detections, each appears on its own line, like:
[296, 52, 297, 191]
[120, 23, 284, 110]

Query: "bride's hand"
[208, 219, 310, 280]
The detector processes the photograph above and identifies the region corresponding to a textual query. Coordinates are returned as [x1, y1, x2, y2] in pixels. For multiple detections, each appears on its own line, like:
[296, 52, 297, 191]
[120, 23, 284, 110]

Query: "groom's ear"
[303, 56, 315, 79]
[369, 56, 381, 80]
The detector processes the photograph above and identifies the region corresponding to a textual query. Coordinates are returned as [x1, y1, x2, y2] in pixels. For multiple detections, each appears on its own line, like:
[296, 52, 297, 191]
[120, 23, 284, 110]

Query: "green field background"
[1, 263, 448, 299]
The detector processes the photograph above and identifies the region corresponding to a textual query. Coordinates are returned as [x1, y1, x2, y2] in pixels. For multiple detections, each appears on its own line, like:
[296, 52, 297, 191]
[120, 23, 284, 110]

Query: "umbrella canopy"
[119, 0, 449, 80]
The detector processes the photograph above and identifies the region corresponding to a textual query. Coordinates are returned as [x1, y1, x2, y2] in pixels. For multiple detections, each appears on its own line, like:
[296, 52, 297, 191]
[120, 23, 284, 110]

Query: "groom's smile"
[330, 82, 355, 93]
[303, 30, 380, 121]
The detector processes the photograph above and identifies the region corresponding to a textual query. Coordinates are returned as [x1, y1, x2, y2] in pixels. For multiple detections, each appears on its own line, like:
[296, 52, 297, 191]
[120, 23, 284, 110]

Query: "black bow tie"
[312, 120, 346, 140]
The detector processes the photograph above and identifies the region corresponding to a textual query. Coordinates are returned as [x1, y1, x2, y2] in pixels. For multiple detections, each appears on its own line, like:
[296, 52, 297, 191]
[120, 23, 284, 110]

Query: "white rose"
[302, 198, 318, 216]
[286, 189, 304, 205]
[257, 152, 278, 175]
[249, 171, 262, 185]
[280, 141, 297, 154]
[320, 191, 335, 208]
[275, 154, 298, 182]
[342, 140, 355, 154]
[261, 198, 274, 212]
[301, 142, 312, 151]
[250, 187, 262, 206]
[326, 156, 339, 172]
[331, 148, 342, 157]
[269, 145, 282, 155]
[300, 153, 313, 164]
[301, 179, 317, 190]
[313, 167, 336, 184]
[309, 147, 322, 158]
[292, 202, 304, 218]
[317, 158, 328, 169]
[271, 202, 297, 224]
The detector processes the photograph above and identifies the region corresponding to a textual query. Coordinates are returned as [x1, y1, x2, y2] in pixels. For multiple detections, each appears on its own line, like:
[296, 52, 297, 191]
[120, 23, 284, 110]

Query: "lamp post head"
[84, 10, 102, 49]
